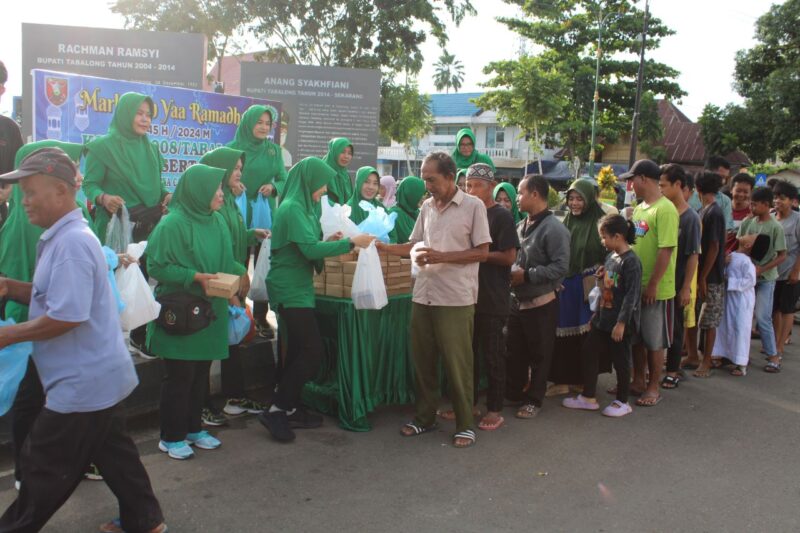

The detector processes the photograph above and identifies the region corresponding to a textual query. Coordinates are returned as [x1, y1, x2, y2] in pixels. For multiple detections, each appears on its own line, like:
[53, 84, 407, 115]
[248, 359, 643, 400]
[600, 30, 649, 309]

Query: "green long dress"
[226, 105, 287, 223]
[388, 176, 426, 244]
[199, 147, 258, 267]
[451, 128, 496, 172]
[146, 164, 247, 361]
[322, 137, 354, 204]
[83, 92, 166, 242]
[347, 166, 385, 225]
[0, 141, 94, 323]
[267, 157, 352, 310]
[493, 182, 523, 223]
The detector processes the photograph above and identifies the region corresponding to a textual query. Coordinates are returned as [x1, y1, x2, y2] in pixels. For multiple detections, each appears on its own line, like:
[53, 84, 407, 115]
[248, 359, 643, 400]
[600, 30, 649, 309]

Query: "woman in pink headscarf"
[379, 175, 397, 209]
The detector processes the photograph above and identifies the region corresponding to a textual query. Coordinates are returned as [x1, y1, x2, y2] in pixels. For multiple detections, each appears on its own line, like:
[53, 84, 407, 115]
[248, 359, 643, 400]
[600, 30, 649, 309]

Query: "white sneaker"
[14, 480, 20, 491]
[602, 401, 633, 417]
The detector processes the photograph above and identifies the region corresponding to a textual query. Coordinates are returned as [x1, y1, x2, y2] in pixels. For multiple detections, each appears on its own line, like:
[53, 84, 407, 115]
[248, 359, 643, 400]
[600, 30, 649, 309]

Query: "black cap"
[0, 147, 78, 186]
[620, 159, 661, 181]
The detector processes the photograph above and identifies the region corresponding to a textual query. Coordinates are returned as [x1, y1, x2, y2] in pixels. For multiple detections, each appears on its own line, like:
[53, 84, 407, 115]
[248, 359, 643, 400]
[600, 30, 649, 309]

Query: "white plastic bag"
[248, 238, 270, 302]
[116, 262, 161, 331]
[320, 195, 361, 241]
[588, 286, 601, 312]
[351, 242, 388, 310]
[409, 241, 427, 279]
[105, 205, 133, 254]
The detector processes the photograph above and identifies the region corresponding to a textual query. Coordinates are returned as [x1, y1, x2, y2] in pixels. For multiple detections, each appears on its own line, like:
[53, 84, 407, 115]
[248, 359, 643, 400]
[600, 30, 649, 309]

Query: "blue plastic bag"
[102, 246, 126, 313]
[235, 192, 248, 223]
[357, 201, 398, 243]
[228, 306, 251, 346]
[250, 195, 272, 230]
[0, 318, 33, 416]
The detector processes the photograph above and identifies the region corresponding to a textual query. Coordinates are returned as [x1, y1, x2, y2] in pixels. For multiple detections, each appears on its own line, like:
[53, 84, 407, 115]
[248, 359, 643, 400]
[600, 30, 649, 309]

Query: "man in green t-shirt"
[736, 187, 786, 370]
[623, 160, 678, 407]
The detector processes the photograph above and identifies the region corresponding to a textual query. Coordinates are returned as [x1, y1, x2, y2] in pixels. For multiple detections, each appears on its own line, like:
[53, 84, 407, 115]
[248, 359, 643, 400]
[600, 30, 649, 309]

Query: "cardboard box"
[324, 260, 343, 273]
[400, 258, 412, 266]
[387, 287, 412, 296]
[335, 252, 358, 262]
[325, 284, 346, 298]
[344, 274, 354, 286]
[326, 272, 344, 285]
[206, 272, 240, 299]
[386, 281, 412, 290]
[342, 261, 358, 275]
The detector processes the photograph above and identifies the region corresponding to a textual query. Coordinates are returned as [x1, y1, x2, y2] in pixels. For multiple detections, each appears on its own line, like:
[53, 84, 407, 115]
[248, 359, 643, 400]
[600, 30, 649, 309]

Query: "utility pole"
[628, 0, 650, 167]
[588, 4, 620, 178]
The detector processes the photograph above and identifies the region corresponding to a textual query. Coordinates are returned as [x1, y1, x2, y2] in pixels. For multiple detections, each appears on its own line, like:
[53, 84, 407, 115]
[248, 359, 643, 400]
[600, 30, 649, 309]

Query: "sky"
[0, 0, 775, 121]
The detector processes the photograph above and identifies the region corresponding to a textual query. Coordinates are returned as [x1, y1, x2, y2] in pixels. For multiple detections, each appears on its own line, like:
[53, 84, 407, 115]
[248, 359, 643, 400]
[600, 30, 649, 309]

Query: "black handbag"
[155, 292, 216, 336]
[128, 204, 164, 242]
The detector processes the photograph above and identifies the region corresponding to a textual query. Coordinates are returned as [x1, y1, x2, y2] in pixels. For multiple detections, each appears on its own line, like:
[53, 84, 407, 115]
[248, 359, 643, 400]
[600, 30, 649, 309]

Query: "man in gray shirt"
[772, 180, 800, 356]
[507, 174, 570, 419]
[0, 148, 165, 533]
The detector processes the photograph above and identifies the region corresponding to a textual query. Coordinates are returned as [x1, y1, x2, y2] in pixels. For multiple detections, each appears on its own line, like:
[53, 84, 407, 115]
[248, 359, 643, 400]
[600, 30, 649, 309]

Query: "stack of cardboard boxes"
[313, 250, 413, 299]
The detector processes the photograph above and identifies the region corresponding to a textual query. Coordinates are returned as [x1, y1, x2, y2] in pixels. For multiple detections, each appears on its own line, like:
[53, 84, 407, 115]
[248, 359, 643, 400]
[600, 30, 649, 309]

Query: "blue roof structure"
[429, 92, 484, 117]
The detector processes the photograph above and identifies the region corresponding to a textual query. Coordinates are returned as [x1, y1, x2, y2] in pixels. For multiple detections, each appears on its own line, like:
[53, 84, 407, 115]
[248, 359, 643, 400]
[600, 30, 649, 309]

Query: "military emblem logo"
[45, 77, 68, 107]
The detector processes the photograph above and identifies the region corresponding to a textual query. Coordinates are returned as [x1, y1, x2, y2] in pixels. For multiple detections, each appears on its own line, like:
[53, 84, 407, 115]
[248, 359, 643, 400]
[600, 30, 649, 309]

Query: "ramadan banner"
[32, 69, 282, 190]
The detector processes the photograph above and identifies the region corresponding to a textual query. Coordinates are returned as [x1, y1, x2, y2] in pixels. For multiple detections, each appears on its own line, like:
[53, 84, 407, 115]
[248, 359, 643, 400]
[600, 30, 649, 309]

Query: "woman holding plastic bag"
[84, 92, 170, 244]
[388, 176, 426, 244]
[228, 104, 286, 338]
[0, 140, 97, 488]
[146, 164, 247, 460]
[260, 157, 374, 443]
[347, 166, 384, 225]
[199, 147, 270, 421]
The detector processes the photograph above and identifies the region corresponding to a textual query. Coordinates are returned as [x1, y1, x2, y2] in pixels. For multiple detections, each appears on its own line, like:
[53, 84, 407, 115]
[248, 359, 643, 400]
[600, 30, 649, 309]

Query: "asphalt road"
[1, 335, 799, 533]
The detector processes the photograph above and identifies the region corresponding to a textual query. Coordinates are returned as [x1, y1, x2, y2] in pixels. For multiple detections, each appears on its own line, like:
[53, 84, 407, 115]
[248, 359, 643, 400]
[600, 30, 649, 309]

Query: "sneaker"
[257, 410, 296, 442]
[562, 395, 600, 411]
[602, 401, 633, 418]
[14, 480, 20, 491]
[287, 406, 323, 429]
[186, 431, 221, 450]
[223, 398, 266, 416]
[158, 440, 194, 460]
[84, 463, 103, 481]
[201, 408, 227, 427]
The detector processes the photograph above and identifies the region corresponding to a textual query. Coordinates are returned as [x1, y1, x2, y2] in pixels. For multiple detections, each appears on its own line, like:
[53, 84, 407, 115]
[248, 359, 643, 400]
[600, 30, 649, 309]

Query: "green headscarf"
[0, 141, 88, 323]
[271, 157, 336, 250]
[199, 147, 250, 266]
[347, 166, 384, 225]
[84, 92, 164, 205]
[322, 137, 354, 204]
[563, 179, 607, 277]
[451, 128, 496, 172]
[169, 164, 225, 223]
[494, 182, 523, 223]
[227, 105, 286, 209]
[388, 176, 426, 244]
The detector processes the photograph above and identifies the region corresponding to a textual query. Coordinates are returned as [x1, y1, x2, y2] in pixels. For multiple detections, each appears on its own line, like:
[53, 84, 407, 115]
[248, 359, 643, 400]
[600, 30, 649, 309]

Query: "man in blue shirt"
[0, 148, 165, 533]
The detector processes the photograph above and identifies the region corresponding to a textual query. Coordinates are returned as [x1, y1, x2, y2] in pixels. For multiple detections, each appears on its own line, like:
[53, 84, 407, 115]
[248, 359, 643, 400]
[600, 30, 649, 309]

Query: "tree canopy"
[480, 0, 684, 165]
[732, 0, 800, 162]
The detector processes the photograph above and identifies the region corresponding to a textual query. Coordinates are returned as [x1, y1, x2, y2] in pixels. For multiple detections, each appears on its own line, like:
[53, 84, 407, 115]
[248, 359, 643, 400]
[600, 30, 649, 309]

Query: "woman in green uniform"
[494, 182, 524, 223]
[258, 157, 374, 443]
[388, 176, 426, 244]
[84, 92, 169, 243]
[322, 137, 354, 204]
[228, 104, 286, 338]
[0, 141, 94, 487]
[452, 128, 495, 173]
[199, 147, 269, 419]
[146, 164, 247, 460]
[347, 166, 383, 225]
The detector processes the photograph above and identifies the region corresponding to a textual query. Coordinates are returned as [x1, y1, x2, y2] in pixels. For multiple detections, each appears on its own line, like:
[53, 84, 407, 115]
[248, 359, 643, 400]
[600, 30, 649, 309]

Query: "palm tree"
[433, 52, 465, 93]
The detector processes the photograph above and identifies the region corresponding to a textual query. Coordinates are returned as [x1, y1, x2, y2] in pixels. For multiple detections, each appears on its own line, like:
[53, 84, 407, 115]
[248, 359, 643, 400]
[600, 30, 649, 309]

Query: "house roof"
[429, 92, 484, 117]
[657, 100, 750, 167]
[204, 52, 268, 95]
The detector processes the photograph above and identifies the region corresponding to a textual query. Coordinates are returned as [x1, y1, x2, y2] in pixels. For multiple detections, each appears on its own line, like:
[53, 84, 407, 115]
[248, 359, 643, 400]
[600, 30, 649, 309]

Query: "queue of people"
[0, 81, 798, 530]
